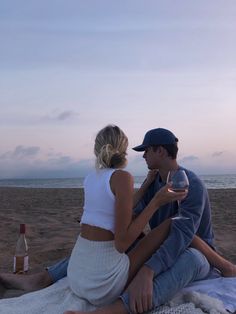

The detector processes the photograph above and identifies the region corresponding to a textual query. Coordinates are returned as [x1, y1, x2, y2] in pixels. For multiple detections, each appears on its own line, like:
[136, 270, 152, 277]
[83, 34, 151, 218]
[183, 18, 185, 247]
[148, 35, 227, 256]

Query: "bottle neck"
[20, 224, 26, 234]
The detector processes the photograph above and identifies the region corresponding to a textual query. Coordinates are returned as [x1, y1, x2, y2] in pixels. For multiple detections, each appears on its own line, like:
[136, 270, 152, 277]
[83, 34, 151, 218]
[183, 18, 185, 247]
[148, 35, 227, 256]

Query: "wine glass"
[167, 169, 189, 220]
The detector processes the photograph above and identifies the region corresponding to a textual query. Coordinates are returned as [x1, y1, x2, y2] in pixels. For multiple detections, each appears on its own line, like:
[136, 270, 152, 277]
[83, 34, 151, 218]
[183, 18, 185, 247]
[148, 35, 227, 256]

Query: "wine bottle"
[13, 223, 29, 274]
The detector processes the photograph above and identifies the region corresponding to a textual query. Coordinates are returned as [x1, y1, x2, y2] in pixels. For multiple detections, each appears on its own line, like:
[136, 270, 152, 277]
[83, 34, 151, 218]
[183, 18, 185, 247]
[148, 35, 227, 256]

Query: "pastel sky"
[0, 0, 236, 178]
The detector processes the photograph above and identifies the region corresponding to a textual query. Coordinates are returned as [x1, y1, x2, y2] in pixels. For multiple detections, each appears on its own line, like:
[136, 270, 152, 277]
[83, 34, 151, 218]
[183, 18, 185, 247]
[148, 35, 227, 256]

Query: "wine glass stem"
[177, 200, 181, 216]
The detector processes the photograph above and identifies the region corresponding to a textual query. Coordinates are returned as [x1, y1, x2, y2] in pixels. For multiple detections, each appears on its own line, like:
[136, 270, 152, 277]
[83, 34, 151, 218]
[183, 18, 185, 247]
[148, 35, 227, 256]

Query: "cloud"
[1, 145, 236, 179]
[40, 109, 79, 122]
[212, 151, 225, 157]
[179, 155, 199, 163]
[57, 110, 79, 120]
[179, 151, 236, 175]
[0, 145, 40, 160]
[0, 146, 93, 178]
[0, 109, 80, 126]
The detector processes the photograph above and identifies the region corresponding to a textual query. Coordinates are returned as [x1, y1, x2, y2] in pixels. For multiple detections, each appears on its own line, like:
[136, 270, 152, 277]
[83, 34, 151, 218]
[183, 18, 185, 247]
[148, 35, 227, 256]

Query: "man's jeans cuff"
[119, 292, 132, 314]
[46, 258, 69, 283]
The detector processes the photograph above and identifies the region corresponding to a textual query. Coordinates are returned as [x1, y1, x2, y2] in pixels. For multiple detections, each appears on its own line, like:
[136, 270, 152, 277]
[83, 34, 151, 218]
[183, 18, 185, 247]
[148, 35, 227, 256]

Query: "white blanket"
[150, 277, 236, 314]
[180, 277, 236, 313]
[0, 277, 235, 314]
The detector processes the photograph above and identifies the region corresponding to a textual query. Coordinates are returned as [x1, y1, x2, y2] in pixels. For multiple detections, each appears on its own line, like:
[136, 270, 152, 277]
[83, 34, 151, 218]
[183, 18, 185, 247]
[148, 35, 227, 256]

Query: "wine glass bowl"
[167, 170, 189, 193]
[167, 169, 189, 220]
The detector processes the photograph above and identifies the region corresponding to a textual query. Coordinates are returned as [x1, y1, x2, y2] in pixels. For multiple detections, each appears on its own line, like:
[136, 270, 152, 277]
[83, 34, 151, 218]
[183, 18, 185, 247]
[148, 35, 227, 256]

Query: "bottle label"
[13, 255, 29, 273]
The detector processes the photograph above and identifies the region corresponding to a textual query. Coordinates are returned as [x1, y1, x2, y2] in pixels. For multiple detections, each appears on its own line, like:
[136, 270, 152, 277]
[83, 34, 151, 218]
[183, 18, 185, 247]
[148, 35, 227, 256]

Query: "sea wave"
[0, 174, 236, 189]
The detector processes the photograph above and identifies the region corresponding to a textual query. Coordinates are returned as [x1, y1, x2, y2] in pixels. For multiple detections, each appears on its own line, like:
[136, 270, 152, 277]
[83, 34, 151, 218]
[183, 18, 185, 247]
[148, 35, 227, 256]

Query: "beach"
[0, 187, 235, 292]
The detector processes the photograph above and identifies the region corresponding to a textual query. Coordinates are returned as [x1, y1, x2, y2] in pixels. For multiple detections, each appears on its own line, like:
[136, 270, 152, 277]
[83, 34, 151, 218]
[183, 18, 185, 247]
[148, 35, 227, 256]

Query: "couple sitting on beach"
[0, 125, 236, 314]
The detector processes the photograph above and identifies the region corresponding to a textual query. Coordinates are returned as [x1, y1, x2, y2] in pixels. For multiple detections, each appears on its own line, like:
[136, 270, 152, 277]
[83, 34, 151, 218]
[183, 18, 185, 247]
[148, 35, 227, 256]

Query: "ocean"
[0, 174, 236, 189]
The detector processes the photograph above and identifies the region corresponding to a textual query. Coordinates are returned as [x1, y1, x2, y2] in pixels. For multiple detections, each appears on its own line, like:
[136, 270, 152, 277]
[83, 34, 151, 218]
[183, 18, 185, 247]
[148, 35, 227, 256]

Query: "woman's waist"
[68, 234, 129, 272]
[80, 223, 114, 241]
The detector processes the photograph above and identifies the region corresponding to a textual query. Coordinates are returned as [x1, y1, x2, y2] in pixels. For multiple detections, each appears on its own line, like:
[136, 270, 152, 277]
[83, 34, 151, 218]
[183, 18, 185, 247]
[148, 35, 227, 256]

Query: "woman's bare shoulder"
[111, 169, 134, 185]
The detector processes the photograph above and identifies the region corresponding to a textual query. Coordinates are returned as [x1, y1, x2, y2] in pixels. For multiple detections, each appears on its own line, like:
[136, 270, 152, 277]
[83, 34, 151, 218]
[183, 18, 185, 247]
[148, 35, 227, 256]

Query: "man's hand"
[127, 265, 154, 314]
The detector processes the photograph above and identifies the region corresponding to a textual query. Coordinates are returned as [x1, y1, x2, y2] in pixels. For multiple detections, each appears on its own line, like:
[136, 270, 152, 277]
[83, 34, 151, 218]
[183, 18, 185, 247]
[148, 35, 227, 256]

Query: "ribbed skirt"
[67, 235, 130, 306]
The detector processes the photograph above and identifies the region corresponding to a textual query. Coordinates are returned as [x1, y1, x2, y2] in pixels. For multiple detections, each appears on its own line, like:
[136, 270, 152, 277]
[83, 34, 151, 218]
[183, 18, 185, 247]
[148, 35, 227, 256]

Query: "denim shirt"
[134, 167, 214, 276]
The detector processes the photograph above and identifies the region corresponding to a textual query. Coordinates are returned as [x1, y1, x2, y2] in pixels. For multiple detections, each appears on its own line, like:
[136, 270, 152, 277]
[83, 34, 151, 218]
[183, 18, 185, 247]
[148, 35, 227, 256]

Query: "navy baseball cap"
[132, 128, 178, 152]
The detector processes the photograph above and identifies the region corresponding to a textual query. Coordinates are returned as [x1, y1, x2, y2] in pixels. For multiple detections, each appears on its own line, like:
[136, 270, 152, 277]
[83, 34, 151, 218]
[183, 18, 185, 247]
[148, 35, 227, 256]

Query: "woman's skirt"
[67, 235, 130, 306]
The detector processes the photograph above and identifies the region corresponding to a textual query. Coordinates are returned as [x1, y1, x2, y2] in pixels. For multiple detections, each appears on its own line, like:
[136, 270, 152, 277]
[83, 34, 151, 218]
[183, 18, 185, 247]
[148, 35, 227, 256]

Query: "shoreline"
[0, 187, 235, 274]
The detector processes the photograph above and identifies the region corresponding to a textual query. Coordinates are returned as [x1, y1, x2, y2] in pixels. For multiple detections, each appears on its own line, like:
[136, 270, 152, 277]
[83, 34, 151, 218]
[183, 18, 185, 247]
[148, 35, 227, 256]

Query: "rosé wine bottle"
[13, 224, 29, 274]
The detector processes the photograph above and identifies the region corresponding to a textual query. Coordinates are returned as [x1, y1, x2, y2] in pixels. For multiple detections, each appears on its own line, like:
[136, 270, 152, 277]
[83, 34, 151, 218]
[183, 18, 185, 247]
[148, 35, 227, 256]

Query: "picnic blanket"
[0, 276, 235, 314]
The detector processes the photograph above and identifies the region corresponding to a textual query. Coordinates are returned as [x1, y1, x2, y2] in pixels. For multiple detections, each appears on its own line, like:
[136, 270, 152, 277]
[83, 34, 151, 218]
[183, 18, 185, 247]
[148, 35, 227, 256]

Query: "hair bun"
[98, 144, 117, 168]
[94, 125, 128, 169]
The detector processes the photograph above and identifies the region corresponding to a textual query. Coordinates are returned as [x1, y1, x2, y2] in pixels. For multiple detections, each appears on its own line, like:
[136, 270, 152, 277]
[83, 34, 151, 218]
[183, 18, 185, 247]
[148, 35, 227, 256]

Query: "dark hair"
[152, 143, 178, 159]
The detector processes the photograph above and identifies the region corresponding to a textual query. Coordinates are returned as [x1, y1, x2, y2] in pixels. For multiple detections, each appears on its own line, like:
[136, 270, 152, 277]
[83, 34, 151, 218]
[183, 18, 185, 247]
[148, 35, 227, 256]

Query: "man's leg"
[46, 257, 69, 283]
[0, 257, 69, 292]
[121, 248, 210, 312]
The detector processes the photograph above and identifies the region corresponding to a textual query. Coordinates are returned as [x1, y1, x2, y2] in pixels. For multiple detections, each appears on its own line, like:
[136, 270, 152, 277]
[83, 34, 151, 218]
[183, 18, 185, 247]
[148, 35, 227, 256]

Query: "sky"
[0, 0, 236, 178]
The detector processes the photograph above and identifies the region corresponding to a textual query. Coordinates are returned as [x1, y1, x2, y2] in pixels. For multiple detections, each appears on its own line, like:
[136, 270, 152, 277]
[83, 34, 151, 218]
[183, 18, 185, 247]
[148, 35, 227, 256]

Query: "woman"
[66, 125, 187, 308]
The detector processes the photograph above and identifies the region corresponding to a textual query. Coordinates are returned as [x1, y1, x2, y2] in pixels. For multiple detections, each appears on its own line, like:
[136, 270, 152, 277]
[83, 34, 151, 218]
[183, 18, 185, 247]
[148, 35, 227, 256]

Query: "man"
[0, 128, 217, 313]
[118, 127, 214, 313]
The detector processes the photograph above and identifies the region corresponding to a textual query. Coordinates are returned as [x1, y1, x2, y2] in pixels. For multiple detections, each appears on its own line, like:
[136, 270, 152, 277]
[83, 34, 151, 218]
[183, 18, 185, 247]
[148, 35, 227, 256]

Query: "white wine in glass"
[167, 169, 189, 220]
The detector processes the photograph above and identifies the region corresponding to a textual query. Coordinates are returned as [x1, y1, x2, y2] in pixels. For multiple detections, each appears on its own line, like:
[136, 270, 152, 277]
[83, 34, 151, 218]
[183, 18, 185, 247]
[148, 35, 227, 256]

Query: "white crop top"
[80, 168, 117, 233]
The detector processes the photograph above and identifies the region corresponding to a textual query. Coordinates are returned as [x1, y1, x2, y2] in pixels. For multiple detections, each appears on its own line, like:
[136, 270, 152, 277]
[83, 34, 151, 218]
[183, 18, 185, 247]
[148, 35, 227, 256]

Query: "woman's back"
[81, 169, 117, 233]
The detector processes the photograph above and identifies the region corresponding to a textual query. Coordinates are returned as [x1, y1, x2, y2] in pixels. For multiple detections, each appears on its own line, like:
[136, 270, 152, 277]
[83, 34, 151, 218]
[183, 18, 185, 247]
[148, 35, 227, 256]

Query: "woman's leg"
[191, 236, 236, 277]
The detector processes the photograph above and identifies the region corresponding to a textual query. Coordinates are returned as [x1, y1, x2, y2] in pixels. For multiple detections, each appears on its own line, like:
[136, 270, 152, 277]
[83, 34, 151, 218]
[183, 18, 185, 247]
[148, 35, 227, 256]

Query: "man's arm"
[145, 176, 208, 275]
[126, 176, 209, 313]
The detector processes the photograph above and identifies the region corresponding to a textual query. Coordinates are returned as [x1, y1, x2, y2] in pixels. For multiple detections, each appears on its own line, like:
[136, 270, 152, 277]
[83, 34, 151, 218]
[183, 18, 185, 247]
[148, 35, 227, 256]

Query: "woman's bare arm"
[111, 170, 186, 253]
[133, 170, 158, 208]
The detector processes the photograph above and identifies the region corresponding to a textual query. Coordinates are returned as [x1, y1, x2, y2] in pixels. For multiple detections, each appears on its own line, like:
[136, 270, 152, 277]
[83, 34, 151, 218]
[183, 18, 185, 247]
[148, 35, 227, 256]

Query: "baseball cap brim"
[132, 144, 147, 152]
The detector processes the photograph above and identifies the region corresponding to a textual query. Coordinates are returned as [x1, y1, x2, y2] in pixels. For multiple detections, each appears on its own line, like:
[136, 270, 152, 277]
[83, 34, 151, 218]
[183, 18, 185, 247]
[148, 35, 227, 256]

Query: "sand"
[0, 187, 83, 274]
[0, 187, 235, 295]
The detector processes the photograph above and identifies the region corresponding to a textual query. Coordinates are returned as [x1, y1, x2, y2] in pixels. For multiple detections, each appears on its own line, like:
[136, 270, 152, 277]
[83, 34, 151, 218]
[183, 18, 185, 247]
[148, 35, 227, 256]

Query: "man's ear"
[159, 146, 168, 157]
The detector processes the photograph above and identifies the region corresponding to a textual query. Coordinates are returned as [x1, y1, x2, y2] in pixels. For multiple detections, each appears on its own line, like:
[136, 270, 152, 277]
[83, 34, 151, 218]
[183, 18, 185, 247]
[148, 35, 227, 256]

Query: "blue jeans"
[120, 248, 211, 313]
[47, 248, 210, 311]
[47, 257, 69, 282]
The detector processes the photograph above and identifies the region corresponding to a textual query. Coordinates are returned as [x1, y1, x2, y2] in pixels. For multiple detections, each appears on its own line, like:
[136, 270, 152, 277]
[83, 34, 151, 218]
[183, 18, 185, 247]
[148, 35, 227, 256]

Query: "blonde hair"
[94, 125, 128, 169]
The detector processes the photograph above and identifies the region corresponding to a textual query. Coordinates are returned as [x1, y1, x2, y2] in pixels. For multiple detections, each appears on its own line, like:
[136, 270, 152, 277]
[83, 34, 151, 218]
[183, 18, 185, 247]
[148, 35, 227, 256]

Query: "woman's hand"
[152, 183, 188, 208]
[143, 169, 158, 187]
[133, 170, 159, 210]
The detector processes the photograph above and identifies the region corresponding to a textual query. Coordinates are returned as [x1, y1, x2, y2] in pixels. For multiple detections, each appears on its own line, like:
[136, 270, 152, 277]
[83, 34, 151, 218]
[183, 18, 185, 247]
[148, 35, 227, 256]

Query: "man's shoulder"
[180, 166, 199, 180]
[180, 167, 206, 189]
